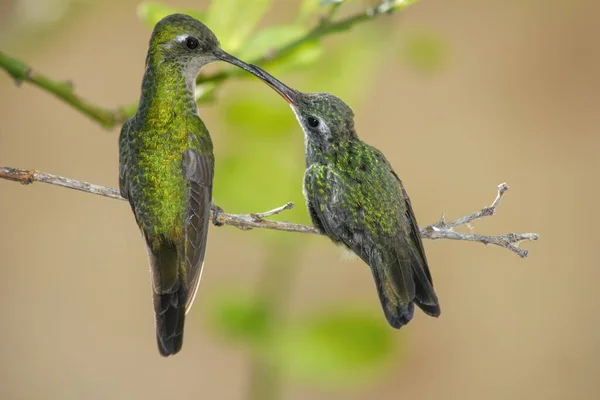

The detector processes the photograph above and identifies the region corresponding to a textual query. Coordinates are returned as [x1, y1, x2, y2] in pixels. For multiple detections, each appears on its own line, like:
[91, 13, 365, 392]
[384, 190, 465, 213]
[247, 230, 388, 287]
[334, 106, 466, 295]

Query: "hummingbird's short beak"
[214, 49, 260, 77]
[248, 64, 298, 105]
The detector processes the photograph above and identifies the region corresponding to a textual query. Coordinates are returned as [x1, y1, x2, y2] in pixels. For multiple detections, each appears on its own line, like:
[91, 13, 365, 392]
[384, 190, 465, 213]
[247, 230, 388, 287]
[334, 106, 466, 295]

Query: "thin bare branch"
[432, 183, 509, 230]
[0, 166, 538, 257]
[250, 202, 295, 221]
[421, 183, 539, 258]
[0, 167, 123, 199]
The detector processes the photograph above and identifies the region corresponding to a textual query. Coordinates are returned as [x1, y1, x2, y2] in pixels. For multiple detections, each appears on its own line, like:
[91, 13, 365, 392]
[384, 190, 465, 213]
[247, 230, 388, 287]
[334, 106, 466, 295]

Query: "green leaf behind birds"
[137, 2, 205, 28]
[221, 93, 297, 139]
[399, 31, 448, 73]
[206, 0, 273, 53]
[213, 137, 308, 226]
[208, 290, 271, 348]
[274, 309, 398, 387]
[212, 90, 309, 227]
[381, 0, 422, 13]
[298, 0, 322, 21]
[238, 25, 324, 74]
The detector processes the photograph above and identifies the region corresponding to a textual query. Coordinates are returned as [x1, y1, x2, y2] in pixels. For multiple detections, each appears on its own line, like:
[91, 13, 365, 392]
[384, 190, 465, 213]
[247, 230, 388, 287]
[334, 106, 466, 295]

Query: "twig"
[421, 183, 539, 258]
[0, 167, 538, 257]
[0, 167, 123, 199]
[0, 52, 130, 129]
[0, 1, 412, 129]
[433, 183, 508, 229]
[250, 202, 295, 221]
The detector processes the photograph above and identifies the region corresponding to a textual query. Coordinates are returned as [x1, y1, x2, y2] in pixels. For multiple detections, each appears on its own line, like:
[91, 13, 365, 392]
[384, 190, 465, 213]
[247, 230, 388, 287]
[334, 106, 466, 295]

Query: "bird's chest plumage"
[304, 155, 401, 242]
[127, 121, 201, 238]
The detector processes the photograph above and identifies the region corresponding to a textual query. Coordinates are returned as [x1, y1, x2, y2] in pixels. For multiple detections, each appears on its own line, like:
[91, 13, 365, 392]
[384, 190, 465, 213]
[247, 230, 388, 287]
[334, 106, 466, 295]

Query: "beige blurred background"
[1, 0, 598, 399]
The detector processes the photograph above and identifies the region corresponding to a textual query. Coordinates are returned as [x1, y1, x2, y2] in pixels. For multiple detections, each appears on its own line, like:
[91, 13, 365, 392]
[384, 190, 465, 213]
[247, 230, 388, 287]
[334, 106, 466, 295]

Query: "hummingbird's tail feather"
[147, 240, 188, 357]
[416, 302, 441, 317]
[370, 255, 415, 329]
[408, 243, 441, 318]
[369, 243, 440, 328]
[412, 258, 441, 317]
[154, 287, 186, 356]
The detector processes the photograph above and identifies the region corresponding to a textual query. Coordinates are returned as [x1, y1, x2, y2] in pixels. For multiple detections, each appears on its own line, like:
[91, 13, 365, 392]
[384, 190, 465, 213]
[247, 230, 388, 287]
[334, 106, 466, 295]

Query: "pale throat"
[291, 105, 310, 148]
[139, 59, 201, 117]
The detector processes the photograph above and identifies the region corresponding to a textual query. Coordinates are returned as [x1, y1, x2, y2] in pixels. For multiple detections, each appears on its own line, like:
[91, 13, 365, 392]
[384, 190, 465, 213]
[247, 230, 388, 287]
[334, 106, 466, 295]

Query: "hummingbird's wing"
[388, 168, 439, 313]
[118, 118, 133, 199]
[181, 149, 214, 314]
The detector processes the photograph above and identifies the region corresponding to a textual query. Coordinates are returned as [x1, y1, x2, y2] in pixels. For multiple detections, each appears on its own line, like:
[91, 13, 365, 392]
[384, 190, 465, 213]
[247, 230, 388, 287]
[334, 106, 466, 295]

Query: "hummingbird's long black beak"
[248, 64, 298, 105]
[215, 49, 261, 77]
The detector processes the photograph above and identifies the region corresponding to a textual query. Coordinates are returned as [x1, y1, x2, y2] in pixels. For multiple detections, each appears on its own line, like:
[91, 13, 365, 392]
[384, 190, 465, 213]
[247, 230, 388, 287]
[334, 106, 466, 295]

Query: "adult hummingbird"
[119, 14, 258, 356]
[250, 66, 441, 328]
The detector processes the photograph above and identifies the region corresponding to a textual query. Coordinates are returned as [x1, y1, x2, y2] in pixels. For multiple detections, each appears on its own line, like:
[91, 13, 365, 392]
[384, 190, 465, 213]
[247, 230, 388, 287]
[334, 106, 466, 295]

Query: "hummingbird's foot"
[211, 204, 224, 227]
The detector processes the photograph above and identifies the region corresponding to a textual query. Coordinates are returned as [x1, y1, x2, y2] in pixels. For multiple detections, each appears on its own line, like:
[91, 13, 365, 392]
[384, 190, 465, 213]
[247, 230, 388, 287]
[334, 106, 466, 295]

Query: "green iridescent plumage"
[119, 14, 259, 356]
[252, 66, 441, 327]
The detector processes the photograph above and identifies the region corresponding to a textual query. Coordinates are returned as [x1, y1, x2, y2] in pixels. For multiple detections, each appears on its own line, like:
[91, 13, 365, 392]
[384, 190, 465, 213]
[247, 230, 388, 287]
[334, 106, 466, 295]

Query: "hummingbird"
[250, 65, 441, 328]
[119, 14, 259, 356]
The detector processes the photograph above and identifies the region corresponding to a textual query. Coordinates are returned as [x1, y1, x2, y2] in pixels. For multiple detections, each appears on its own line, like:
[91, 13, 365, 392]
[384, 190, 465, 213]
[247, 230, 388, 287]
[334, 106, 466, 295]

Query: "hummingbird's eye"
[185, 37, 199, 50]
[307, 116, 320, 128]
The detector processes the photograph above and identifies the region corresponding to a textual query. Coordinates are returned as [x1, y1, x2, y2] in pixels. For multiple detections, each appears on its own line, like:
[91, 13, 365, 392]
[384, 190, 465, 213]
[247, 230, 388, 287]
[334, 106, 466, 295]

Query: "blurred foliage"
[205, 0, 272, 52]
[210, 290, 271, 348]
[210, 291, 397, 388]
[274, 310, 397, 387]
[399, 30, 448, 73]
[239, 25, 324, 74]
[134, 0, 442, 396]
[138, 2, 205, 28]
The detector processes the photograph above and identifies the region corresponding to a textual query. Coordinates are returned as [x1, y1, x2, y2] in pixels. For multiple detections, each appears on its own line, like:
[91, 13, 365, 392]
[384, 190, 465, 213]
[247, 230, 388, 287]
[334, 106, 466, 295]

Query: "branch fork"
[421, 183, 539, 258]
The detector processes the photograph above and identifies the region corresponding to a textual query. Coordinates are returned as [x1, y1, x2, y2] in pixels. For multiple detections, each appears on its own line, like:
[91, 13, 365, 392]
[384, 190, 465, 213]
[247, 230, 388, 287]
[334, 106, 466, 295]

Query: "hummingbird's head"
[250, 65, 357, 146]
[147, 14, 255, 76]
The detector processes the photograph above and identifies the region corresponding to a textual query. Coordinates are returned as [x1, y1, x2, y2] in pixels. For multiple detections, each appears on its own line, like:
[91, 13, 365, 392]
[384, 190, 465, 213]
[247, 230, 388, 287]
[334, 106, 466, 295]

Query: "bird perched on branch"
[250, 65, 441, 328]
[119, 14, 259, 356]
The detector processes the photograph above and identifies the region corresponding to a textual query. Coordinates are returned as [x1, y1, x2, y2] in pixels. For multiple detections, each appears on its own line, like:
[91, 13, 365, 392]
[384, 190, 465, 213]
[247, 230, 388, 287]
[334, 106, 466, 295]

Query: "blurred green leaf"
[298, 0, 345, 23]
[137, 2, 205, 28]
[381, 0, 422, 13]
[213, 89, 309, 226]
[298, 0, 321, 21]
[195, 82, 218, 104]
[267, 41, 324, 74]
[304, 29, 385, 99]
[206, 0, 272, 52]
[213, 137, 308, 224]
[239, 25, 324, 74]
[239, 25, 304, 61]
[400, 31, 447, 73]
[274, 309, 397, 387]
[222, 93, 297, 138]
[208, 291, 271, 345]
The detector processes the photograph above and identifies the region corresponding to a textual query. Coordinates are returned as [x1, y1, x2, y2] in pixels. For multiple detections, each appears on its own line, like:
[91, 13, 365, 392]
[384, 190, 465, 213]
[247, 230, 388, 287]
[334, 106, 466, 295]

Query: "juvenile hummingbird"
[119, 14, 258, 356]
[250, 66, 440, 328]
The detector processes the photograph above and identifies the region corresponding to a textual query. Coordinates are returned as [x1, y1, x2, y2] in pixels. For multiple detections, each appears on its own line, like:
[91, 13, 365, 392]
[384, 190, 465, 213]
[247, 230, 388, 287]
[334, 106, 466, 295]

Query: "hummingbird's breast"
[328, 143, 404, 237]
[128, 121, 196, 239]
